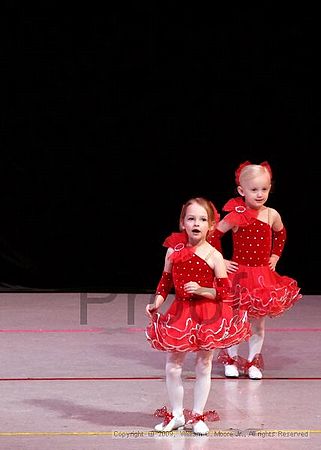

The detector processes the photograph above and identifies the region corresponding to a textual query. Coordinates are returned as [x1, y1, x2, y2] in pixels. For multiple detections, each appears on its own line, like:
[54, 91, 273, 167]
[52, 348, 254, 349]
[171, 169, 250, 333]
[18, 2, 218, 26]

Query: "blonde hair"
[239, 164, 272, 186]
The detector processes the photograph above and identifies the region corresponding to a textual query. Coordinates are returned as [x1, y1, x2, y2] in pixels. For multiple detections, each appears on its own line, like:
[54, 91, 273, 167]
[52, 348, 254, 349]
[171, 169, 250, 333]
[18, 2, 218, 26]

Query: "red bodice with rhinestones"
[232, 219, 272, 267]
[172, 254, 214, 301]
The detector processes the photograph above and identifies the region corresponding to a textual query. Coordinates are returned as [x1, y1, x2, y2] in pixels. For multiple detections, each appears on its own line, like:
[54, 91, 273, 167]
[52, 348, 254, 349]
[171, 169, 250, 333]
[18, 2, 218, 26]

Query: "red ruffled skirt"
[228, 264, 302, 318]
[145, 297, 251, 352]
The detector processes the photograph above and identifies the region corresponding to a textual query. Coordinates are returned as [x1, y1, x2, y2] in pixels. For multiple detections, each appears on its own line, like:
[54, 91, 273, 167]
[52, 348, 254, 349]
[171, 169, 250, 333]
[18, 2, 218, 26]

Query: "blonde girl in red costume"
[145, 197, 251, 435]
[209, 162, 302, 380]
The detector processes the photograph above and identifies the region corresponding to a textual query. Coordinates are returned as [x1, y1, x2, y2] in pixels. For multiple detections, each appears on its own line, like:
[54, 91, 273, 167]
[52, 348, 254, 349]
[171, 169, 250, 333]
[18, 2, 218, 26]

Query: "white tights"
[227, 316, 265, 362]
[165, 350, 214, 416]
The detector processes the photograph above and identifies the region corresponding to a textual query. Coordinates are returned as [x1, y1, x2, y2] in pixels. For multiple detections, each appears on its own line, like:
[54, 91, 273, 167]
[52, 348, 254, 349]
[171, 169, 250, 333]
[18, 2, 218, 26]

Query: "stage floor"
[0, 293, 320, 449]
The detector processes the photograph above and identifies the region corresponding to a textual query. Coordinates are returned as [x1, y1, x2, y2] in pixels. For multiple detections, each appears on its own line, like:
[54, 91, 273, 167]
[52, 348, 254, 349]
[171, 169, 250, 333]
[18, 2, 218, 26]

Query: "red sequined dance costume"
[209, 197, 302, 318]
[146, 232, 251, 352]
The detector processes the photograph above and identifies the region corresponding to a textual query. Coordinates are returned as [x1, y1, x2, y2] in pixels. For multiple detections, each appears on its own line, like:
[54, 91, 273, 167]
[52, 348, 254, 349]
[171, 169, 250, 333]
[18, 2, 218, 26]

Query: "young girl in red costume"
[145, 197, 251, 435]
[209, 161, 302, 380]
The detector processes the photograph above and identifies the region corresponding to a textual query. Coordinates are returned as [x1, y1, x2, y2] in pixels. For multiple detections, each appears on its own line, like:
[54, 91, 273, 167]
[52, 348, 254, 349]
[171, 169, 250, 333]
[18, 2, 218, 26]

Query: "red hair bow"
[234, 160, 251, 184]
[235, 160, 272, 185]
[260, 160, 273, 179]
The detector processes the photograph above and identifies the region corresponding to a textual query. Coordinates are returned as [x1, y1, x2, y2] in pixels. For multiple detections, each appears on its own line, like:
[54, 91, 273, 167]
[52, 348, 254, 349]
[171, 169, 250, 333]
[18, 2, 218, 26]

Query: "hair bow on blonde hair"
[234, 161, 251, 185]
[260, 161, 273, 179]
[234, 160, 272, 185]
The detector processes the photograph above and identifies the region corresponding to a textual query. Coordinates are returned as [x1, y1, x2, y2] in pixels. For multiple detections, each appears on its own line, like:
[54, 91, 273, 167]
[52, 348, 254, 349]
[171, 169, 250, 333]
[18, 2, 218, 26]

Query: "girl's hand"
[184, 281, 201, 294]
[145, 303, 158, 318]
[269, 255, 279, 271]
[225, 259, 238, 273]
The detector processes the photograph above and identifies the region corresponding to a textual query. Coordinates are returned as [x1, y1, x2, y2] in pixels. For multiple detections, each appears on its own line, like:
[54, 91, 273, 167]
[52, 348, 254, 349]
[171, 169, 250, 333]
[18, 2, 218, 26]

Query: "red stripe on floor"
[0, 376, 320, 381]
[266, 328, 321, 332]
[0, 377, 164, 381]
[126, 327, 321, 332]
[0, 329, 105, 333]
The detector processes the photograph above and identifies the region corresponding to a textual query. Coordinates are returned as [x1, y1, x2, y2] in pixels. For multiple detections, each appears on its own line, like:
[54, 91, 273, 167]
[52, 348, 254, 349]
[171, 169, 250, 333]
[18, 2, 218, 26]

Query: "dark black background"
[1, 6, 319, 293]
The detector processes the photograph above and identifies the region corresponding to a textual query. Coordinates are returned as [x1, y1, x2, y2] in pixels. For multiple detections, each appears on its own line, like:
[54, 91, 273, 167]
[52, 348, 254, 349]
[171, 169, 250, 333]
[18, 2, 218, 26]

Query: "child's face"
[181, 203, 211, 243]
[238, 173, 271, 209]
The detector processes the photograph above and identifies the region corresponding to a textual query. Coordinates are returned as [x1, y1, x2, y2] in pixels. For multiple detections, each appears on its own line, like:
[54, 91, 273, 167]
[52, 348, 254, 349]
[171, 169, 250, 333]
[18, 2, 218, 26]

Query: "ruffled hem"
[146, 307, 251, 352]
[229, 265, 302, 318]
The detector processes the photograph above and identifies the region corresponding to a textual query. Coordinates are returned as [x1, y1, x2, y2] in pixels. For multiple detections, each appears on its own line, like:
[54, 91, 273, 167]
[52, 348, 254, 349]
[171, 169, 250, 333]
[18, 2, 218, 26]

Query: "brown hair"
[179, 197, 219, 231]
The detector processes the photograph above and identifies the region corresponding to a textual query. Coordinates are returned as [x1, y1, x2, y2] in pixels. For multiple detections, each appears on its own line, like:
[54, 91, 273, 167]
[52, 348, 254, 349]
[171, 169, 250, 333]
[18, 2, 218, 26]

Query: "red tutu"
[228, 264, 302, 318]
[146, 297, 250, 352]
[146, 246, 251, 352]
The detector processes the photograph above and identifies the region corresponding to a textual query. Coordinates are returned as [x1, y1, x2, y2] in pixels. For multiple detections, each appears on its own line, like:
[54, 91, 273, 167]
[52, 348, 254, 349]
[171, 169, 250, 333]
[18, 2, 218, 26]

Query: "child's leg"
[248, 317, 265, 361]
[193, 350, 214, 414]
[165, 351, 186, 416]
[247, 317, 265, 379]
[154, 352, 186, 432]
[189, 350, 214, 435]
[227, 344, 239, 358]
